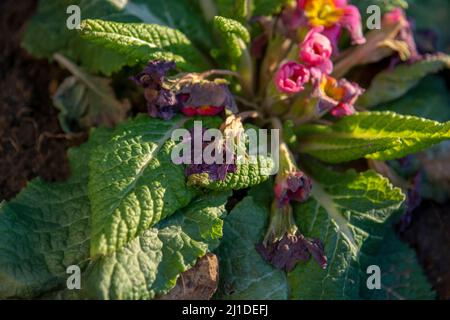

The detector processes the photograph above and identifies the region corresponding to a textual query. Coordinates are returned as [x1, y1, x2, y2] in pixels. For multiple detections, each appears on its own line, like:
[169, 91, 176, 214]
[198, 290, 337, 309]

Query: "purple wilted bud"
[256, 233, 327, 272]
[274, 171, 313, 207]
[184, 128, 237, 182]
[130, 60, 176, 89]
[179, 81, 238, 116]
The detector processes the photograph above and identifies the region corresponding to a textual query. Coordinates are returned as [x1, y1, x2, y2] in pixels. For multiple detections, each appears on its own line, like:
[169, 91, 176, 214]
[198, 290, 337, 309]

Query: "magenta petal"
[340, 5, 366, 45]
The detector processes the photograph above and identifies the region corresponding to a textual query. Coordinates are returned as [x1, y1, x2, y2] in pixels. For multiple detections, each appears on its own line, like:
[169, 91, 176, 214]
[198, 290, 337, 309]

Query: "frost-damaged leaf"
[79, 19, 210, 73]
[88, 115, 197, 257]
[288, 162, 405, 299]
[297, 111, 450, 163]
[215, 195, 289, 300]
[53, 54, 129, 132]
[213, 16, 250, 60]
[83, 194, 228, 300]
[0, 127, 112, 299]
[187, 155, 274, 191]
[375, 75, 450, 122]
[360, 227, 435, 300]
[359, 54, 450, 108]
[22, 0, 213, 75]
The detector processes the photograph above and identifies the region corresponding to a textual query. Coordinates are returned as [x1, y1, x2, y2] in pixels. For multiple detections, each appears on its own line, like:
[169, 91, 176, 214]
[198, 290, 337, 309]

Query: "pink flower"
[275, 61, 310, 94]
[299, 26, 333, 75]
[298, 0, 366, 51]
[316, 75, 363, 117]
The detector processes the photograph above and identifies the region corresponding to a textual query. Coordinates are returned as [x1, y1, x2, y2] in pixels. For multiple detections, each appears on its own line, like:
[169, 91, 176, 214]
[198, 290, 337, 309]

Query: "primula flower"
[257, 231, 327, 272]
[184, 128, 237, 182]
[299, 26, 333, 76]
[298, 0, 366, 50]
[275, 61, 310, 94]
[178, 81, 238, 116]
[274, 171, 312, 207]
[317, 75, 363, 117]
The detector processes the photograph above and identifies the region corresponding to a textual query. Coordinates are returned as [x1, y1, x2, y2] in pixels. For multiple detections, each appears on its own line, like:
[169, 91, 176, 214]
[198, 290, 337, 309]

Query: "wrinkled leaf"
[53, 54, 129, 132]
[79, 19, 210, 73]
[360, 227, 435, 300]
[375, 75, 450, 122]
[0, 128, 112, 298]
[88, 115, 197, 257]
[288, 162, 405, 299]
[22, 0, 213, 75]
[187, 155, 274, 191]
[83, 194, 228, 300]
[359, 54, 450, 107]
[297, 111, 450, 163]
[215, 195, 289, 300]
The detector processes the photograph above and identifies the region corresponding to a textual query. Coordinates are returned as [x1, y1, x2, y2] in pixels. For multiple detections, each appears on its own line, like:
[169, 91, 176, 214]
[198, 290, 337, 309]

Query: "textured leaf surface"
[23, 0, 212, 75]
[0, 128, 111, 298]
[88, 115, 198, 257]
[215, 195, 289, 300]
[213, 16, 250, 60]
[53, 54, 129, 132]
[80, 19, 209, 73]
[375, 75, 450, 123]
[297, 111, 450, 163]
[288, 163, 405, 299]
[188, 155, 274, 191]
[360, 227, 435, 300]
[359, 54, 450, 107]
[84, 194, 228, 300]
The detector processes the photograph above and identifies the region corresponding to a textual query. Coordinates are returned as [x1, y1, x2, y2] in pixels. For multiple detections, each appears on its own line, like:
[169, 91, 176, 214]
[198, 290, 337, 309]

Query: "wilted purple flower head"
[130, 60, 180, 120]
[257, 233, 327, 272]
[130, 60, 176, 89]
[274, 171, 313, 206]
[179, 80, 238, 116]
[184, 128, 237, 182]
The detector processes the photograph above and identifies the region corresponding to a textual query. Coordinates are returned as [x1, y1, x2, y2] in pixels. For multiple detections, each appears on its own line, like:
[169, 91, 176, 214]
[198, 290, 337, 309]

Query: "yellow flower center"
[320, 76, 345, 101]
[304, 0, 344, 28]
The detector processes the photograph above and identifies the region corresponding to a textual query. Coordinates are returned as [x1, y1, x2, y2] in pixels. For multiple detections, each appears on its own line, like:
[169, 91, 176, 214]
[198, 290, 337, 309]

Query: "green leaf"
[23, 0, 213, 75]
[297, 111, 450, 163]
[360, 227, 435, 300]
[359, 54, 450, 108]
[288, 163, 405, 299]
[187, 155, 274, 191]
[83, 193, 228, 300]
[374, 75, 450, 122]
[213, 16, 250, 60]
[53, 54, 130, 132]
[216, 0, 289, 19]
[0, 127, 112, 299]
[253, 0, 290, 16]
[408, 0, 450, 53]
[88, 115, 198, 257]
[79, 19, 210, 73]
[215, 196, 289, 300]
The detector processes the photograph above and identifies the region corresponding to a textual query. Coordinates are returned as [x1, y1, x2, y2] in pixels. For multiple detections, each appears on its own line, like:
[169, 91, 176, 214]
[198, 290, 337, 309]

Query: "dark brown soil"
[0, 0, 85, 201]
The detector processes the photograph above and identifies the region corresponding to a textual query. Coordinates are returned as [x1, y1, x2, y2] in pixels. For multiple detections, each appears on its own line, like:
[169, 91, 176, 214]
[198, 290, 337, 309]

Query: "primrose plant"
[0, 0, 448, 300]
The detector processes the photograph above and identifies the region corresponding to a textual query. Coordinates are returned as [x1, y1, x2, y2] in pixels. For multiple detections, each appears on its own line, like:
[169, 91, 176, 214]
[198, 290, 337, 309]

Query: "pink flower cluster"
[275, 27, 332, 94]
[274, 24, 363, 117]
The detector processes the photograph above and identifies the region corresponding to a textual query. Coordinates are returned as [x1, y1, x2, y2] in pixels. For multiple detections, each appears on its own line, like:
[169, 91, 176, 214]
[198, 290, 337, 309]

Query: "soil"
[1, 0, 449, 300]
[0, 0, 86, 201]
